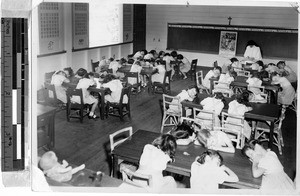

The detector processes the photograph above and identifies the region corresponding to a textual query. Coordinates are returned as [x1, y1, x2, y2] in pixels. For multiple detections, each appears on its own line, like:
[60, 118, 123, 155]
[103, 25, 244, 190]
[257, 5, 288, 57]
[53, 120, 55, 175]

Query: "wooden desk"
[181, 93, 280, 150]
[37, 104, 56, 149]
[112, 129, 262, 189]
[46, 167, 123, 187]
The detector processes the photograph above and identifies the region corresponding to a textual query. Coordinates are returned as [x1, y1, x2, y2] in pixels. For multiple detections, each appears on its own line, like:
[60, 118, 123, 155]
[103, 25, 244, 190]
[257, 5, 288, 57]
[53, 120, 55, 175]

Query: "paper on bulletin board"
[219, 31, 237, 58]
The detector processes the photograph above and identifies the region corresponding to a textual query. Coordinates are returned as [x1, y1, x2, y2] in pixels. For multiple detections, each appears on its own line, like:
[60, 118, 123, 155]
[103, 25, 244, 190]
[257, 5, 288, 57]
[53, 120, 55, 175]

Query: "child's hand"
[62, 160, 69, 167]
[247, 107, 253, 111]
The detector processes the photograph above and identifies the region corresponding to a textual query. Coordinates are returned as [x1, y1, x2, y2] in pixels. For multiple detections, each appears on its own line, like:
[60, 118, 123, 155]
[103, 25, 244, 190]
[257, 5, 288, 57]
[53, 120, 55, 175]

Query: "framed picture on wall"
[219, 31, 237, 57]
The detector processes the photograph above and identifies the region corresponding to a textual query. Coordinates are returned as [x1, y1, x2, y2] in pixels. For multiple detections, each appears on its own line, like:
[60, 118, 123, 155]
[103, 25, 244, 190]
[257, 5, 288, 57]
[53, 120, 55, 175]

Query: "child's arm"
[251, 157, 266, 178]
[61, 160, 68, 167]
[221, 165, 239, 182]
[210, 131, 235, 153]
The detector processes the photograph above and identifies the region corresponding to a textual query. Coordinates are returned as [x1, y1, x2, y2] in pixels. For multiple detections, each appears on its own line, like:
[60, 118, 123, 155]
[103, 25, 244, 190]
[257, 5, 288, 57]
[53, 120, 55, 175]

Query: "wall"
[146, 5, 298, 72]
[36, 3, 133, 89]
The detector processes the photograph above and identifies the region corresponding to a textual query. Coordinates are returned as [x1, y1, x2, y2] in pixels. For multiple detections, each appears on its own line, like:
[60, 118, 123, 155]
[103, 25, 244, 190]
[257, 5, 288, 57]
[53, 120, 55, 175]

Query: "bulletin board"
[38, 2, 64, 55]
[72, 3, 89, 50]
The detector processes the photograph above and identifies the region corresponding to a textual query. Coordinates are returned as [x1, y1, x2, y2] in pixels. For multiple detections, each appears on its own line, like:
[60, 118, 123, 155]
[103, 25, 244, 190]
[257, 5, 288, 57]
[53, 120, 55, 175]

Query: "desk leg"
[274, 90, 278, 105]
[147, 74, 152, 94]
[112, 154, 119, 178]
[182, 105, 186, 117]
[99, 91, 105, 120]
[269, 121, 275, 150]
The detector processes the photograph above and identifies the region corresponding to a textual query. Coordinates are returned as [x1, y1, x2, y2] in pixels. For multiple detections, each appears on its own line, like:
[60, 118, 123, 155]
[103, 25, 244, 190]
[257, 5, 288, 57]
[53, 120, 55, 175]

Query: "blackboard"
[167, 23, 298, 59]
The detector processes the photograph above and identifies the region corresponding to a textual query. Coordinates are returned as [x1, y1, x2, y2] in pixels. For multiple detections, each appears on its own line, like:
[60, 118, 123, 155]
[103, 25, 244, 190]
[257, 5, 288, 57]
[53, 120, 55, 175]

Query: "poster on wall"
[38, 2, 64, 54]
[219, 31, 237, 57]
[73, 3, 89, 49]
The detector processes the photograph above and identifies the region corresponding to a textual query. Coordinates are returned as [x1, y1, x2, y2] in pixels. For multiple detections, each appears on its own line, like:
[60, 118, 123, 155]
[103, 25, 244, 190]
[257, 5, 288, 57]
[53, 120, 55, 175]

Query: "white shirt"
[228, 100, 250, 116]
[162, 56, 175, 71]
[244, 45, 262, 61]
[109, 61, 121, 75]
[203, 70, 215, 89]
[51, 74, 66, 86]
[102, 79, 128, 103]
[151, 64, 166, 83]
[200, 97, 224, 116]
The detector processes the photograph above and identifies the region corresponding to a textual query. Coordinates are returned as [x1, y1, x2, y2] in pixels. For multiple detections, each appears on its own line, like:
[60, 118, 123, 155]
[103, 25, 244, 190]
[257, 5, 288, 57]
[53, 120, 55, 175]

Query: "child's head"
[187, 85, 199, 99]
[76, 68, 87, 77]
[102, 73, 118, 83]
[152, 134, 177, 159]
[277, 61, 286, 69]
[196, 129, 211, 148]
[177, 54, 184, 60]
[230, 57, 239, 64]
[270, 72, 280, 81]
[84, 72, 95, 79]
[229, 70, 237, 78]
[158, 51, 165, 58]
[241, 139, 262, 159]
[39, 151, 58, 171]
[63, 67, 74, 77]
[214, 92, 226, 104]
[170, 51, 178, 58]
[120, 58, 127, 65]
[56, 70, 66, 77]
[213, 66, 222, 76]
[134, 60, 142, 66]
[172, 122, 194, 139]
[197, 149, 223, 167]
[236, 91, 250, 105]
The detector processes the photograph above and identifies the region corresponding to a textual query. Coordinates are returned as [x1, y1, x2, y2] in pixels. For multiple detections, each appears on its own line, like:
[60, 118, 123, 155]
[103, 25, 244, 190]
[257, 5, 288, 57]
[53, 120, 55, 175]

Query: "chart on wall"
[38, 2, 64, 55]
[73, 3, 89, 50]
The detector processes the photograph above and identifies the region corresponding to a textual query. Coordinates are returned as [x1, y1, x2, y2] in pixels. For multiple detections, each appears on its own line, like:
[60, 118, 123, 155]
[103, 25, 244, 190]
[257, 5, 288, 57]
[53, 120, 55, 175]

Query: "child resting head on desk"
[242, 139, 295, 191]
[190, 149, 239, 191]
[39, 151, 85, 182]
[170, 120, 201, 145]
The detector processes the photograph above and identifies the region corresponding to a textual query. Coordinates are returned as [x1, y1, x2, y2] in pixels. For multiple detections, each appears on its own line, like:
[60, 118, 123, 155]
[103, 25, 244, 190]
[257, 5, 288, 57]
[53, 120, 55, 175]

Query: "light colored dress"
[258, 150, 295, 191]
[246, 77, 263, 95]
[272, 76, 295, 105]
[51, 74, 68, 103]
[43, 164, 73, 182]
[143, 53, 154, 60]
[196, 97, 224, 129]
[133, 51, 143, 60]
[282, 65, 297, 83]
[226, 100, 252, 139]
[151, 64, 166, 84]
[202, 70, 216, 89]
[179, 57, 191, 73]
[162, 55, 175, 72]
[128, 62, 143, 85]
[102, 79, 128, 103]
[244, 45, 262, 61]
[108, 61, 122, 76]
[190, 160, 228, 191]
[168, 90, 193, 114]
[213, 73, 234, 96]
[71, 78, 97, 104]
[135, 144, 176, 189]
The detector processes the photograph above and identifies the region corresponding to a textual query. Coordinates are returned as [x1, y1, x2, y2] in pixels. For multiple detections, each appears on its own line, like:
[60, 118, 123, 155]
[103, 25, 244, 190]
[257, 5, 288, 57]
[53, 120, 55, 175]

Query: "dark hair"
[236, 91, 250, 106]
[214, 66, 222, 73]
[172, 122, 195, 139]
[55, 70, 66, 76]
[134, 61, 141, 66]
[164, 53, 170, 57]
[149, 50, 156, 55]
[230, 70, 237, 78]
[177, 54, 184, 60]
[277, 61, 286, 67]
[270, 72, 279, 80]
[84, 72, 95, 78]
[102, 73, 118, 83]
[76, 68, 88, 77]
[187, 85, 200, 94]
[268, 63, 276, 67]
[246, 40, 257, 47]
[158, 51, 165, 57]
[142, 49, 148, 54]
[256, 60, 264, 68]
[258, 70, 269, 80]
[230, 57, 238, 63]
[120, 58, 127, 64]
[214, 92, 226, 105]
[109, 57, 114, 62]
[152, 134, 177, 159]
[63, 67, 74, 77]
[241, 139, 261, 157]
[197, 150, 223, 165]
[170, 51, 178, 58]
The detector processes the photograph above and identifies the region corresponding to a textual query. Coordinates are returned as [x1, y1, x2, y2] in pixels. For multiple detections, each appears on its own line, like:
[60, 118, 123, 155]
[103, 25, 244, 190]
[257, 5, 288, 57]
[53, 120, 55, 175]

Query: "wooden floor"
[38, 76, 297, 182]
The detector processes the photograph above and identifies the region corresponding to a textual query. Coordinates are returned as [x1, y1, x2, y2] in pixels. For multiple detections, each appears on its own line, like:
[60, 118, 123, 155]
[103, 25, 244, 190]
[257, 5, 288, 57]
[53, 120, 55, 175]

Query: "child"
[70, 68, 87, 85]
[133, 50, 147, 60]
[202, 66, 222, 89]
[134, 134, 177, 189]
[230, 57, 242, 72]
[276, 61, 297, 83]
[242, 140, 295, 191]
[177, 54, 191, 79]
[168, 85, 199, 115]
[108, 58, 121, 77]
[246, 72, 264, 100]
[39, 151, 85, 182]
[143, 49, 157, 60]
[102, 74, 128, 104]
[265, 63, 279, 74]
[213, 70, 236, 97]
[190, 150, 238, 191]
[195, 128, 235, 153]
[271, 72, 295, 105]
[170, 121, 200, 145]
[158, 50, 166, 60]
[151, 59, 166, 84]
[196, 92, 225, 129]
[63, 67, 74, 79]
[71, 72, 99, 119]
[162, 53, 176, 80]
[50, 70, 70, 103]
[129, 60, 144, 86]
[226, 91, 253, 140]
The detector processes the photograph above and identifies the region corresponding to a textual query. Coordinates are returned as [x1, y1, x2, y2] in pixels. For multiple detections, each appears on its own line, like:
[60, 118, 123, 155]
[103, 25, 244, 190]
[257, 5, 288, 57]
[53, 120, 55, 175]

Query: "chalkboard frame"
[167, 23, 298, 60]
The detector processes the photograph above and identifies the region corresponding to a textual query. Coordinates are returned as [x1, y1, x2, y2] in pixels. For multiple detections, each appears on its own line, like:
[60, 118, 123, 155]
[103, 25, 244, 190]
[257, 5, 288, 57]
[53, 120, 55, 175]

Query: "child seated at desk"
[170, 121, 201, 145]
[265, 63, 279, 74]
[70, 68, 87, 85]
[242, 140, 295, 191]
[39, 151, 85, 182]
[71, 72, 99, 119]
[230, 57, 243, 72]
[213, 71, 236, 97]
[270, 72, 295, 105]
[63, 67, 74, 79]
[246, 72, 265, 101]
[151, 59, 166, 84]
[134, 134, 177, 189]
[129, 60, 145, 87]
[196, 92, 225, 129]
[50, 70, 70, 104]
[168, 85, 199, 116]
[109, 58, 125, 78]
[277, 61, 297, 83]
[190, 150, 238, 191]
[226, 91, 253, 140]
[102, 74, 128, 104]
[202, 66, 222, 89]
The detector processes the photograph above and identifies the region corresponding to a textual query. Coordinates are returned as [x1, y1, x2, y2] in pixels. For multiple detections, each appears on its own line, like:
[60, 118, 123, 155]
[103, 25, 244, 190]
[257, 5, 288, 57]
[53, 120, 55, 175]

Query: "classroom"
[30, 0, 299, 194]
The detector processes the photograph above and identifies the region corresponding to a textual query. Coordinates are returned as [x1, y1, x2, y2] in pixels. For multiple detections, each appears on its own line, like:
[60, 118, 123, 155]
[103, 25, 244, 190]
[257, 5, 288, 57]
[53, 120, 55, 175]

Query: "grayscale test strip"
[1, 18, 27, 172]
